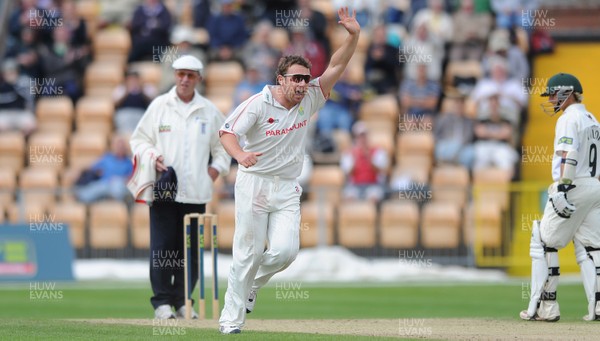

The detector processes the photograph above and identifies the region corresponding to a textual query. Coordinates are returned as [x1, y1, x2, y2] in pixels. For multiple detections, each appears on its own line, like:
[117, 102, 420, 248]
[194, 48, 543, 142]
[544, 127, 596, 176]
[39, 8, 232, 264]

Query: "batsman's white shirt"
[541, 103, 600, 249]
[551, 103, 600, 181]
[220, 79, 327, 178]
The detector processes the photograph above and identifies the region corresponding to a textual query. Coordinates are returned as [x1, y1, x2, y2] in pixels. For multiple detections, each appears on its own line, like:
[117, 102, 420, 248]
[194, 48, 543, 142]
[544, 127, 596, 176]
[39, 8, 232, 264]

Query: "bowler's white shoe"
[175, 305, 198, 319]
[154, 304, 175, 319]
[219, 325, 241, 334]
[519, 310, 560, 322]
[246, 289, 257, 313]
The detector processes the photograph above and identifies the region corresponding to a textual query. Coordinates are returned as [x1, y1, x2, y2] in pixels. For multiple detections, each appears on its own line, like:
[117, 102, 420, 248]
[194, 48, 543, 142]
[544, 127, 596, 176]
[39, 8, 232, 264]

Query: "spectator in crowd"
[411, 0, 453, 45]
[75, 135, 133, 204]
[449, 0, 493, 61]
[60, 0, 88, 48]
[482, 29, 529, 81]
[365, 24, 401, 95]
[400, 63, 441, 125]
[207, 0, 249, 61]
[470, 56, 527, 126]
[402, 20, 444, 81]
[37, 25, 89, 103]
[472, 94, 518, 177]
[295, 0, 330, 55]
[333, 0, 376, 27]
[193, 0, 212, 29]
[433, 96, 474, 168]
[241, 20, 281, 84]
[261, 0, 295, 25]
[128, 0, 172, 63]
[4, 27, 42, 79]
[0, 59, 35, 135]
[233, 62, 268, 107]
[113, 69, 158, 134]
[284, 26, 328, 79]
[341, 121, 389, 203]
[8, 0, 39, 48]
[491, 0, 538, 30]
[158, 25, 207, 93]
[316, 70, 363, 135]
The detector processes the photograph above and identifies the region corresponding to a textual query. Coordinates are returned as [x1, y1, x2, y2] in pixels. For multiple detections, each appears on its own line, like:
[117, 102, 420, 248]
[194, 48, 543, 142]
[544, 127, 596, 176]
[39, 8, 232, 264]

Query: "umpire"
[130, 55, 230, 319]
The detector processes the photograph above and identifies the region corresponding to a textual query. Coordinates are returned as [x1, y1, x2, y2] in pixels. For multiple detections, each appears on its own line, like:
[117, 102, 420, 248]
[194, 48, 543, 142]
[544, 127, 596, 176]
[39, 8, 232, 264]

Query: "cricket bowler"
[217, 7, 360, 334]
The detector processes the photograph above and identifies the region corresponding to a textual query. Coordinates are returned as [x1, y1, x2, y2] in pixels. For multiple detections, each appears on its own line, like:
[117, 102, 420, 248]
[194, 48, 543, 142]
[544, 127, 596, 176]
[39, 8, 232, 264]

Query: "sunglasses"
[176, 70, 199, 80]
[284, 73, 311, 83]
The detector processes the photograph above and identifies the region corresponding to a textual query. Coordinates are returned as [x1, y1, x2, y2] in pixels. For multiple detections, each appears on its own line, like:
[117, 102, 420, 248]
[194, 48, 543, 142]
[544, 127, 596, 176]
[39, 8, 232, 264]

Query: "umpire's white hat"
[172, 55, 203, 73]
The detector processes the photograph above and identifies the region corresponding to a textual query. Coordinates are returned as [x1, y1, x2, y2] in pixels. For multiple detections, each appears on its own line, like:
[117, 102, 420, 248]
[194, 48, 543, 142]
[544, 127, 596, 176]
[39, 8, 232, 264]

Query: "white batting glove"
[549, 191, 576, 218]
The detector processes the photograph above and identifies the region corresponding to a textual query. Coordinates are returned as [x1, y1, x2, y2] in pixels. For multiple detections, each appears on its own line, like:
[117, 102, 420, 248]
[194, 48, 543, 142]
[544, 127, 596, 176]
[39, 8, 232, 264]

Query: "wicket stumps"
[183, 213, 219, 320]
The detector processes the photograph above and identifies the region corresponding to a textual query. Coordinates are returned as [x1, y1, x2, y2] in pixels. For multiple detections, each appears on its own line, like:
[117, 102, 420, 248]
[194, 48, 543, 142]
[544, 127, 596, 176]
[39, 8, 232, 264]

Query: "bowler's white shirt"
[220, 78, 327, 178]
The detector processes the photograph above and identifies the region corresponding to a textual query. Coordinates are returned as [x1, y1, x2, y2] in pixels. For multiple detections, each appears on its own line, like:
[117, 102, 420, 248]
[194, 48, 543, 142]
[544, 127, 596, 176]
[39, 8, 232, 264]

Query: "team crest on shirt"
[267, 117, 279, 124]
[159, 124, 171, 133]
[558, 136, 573, 145]
[299, 106, 305, 116]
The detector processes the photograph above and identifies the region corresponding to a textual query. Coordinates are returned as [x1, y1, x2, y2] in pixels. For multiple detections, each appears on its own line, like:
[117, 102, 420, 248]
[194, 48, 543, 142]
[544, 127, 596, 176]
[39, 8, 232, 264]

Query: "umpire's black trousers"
[149, 201, 205, 309]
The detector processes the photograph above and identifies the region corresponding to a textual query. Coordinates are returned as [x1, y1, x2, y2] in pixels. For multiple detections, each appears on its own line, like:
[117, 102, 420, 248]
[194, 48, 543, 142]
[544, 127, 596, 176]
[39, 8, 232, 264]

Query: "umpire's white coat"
[130, 87, 230, 204]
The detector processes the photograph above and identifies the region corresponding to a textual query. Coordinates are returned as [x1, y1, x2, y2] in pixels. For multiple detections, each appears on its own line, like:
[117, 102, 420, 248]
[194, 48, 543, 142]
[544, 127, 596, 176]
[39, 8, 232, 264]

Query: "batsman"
[521, 73, 600, 321]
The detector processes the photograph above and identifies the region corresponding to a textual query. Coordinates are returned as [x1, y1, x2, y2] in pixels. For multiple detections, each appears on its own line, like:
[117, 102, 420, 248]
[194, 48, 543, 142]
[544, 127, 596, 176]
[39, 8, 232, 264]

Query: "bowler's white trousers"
[219, 170, 302, 327]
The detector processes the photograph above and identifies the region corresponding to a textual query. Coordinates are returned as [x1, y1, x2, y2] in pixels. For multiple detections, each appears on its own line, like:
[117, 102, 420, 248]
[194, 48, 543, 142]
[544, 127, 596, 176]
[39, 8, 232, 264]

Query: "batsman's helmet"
[541, 73, 582, 115]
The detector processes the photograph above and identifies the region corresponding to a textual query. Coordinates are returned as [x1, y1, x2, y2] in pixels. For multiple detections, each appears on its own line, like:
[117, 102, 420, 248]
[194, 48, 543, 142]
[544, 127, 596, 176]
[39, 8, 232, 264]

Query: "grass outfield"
[0, 281, 590, 340]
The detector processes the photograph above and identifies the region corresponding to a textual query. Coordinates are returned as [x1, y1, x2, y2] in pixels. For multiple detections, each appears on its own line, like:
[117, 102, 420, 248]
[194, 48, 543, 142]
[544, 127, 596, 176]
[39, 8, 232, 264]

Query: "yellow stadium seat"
[35, 96, 74, 134]
[75, 96, 115, 134]
[337, 201, 377, 248]
[27, 132, 67, 170]
[421, 201, 461, 248]
[300, 200, 335, 247]
[308, 165, 345, 204]
[53, 201, 87, 249]
[0, 168, 16, 206]
[93, 27, 131, 65]
[130, 61, 163, 88]
[7, 201, 46, 224]
[0, 131, 25, 172]
[268, 27, 290, 51]
[68, 131, 107, 171]
[84, 61, 124, 94]
[472, 167, 512, 210]
[131, 204, 150, 249]
[205, 61, 244, 88]
[396, 131, 435, 158]
[359, 94, 399, 123]
[215, 200, 236, 249]
[18, 167, 58, 211]
[430, 164, 470, 208]
[89, 200, 129, 249]
[465, 201, 503, 248]
[379, 200, 419, 248]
